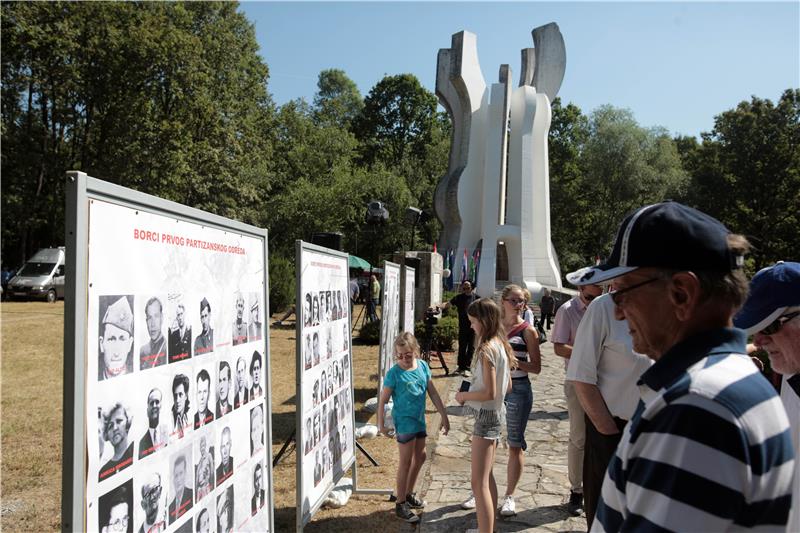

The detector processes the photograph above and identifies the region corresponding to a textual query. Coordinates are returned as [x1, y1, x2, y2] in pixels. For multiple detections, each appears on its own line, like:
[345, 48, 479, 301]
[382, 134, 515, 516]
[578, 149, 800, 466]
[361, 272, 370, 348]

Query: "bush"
[414, 315, 458, 351]
[358, 319, 381, 344]
[269, 254, 295, 315]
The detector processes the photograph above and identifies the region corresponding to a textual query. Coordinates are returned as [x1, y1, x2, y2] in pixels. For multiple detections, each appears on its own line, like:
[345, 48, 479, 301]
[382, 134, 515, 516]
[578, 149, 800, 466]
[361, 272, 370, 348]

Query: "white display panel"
[296, 242, 356, 527]
[82, 197, 271, 533]
[403, 266, 416, 334]
[378, 261, 402, 393]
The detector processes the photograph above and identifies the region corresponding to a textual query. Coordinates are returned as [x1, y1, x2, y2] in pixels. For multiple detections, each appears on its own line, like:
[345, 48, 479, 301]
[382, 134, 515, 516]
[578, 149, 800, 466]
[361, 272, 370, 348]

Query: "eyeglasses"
[759, 311, 800, 336]
[108, 516, 129, 531]
[397, 352, 415, 360]
[504, 298, 525, 306]
[610, 277, 662, 306]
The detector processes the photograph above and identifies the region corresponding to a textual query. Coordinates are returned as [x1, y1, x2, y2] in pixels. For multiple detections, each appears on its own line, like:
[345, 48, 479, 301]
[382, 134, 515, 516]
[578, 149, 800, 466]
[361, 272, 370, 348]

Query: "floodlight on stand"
[405, 206, 423, 225]
[365, 200, 389, 225]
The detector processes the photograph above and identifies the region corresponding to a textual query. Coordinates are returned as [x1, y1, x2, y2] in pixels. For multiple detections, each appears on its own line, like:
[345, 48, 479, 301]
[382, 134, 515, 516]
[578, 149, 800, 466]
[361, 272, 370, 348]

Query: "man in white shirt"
[735, 261, 800, 533]
[551, 269, 603, 516]
[566, 289, 652, 528]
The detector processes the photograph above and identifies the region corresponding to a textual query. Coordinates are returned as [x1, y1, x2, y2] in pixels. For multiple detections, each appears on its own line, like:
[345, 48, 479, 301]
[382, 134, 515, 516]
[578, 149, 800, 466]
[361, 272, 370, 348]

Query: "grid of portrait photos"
[378, 262, 402, 391]
[297, 245, 356, 525]
[83, 199, 271, 533]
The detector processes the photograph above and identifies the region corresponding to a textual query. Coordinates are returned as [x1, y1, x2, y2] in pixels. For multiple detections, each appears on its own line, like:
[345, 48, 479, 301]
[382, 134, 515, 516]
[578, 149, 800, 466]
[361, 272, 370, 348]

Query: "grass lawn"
[0, 301, 455, 532]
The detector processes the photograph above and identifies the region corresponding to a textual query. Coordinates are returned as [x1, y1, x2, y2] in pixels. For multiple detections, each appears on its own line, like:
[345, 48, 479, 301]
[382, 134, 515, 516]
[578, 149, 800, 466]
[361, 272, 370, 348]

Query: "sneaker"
[395, 502, 420, 523]
[499, 494, 516, 517]
[406, 492, 426, 509]
[567, 491, 583, 516]
[460, 493, 476, 510]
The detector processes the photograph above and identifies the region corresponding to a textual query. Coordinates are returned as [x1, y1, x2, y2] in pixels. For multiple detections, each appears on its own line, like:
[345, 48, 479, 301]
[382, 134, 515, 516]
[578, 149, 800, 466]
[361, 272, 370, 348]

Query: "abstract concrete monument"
[435, 24, 565, 297]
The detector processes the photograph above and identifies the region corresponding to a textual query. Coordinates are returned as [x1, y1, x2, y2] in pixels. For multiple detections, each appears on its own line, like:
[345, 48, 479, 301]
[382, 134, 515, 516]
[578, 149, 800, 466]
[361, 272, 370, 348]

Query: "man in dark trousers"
[443, 281, 478, 375]
[539, 288, 556, 330]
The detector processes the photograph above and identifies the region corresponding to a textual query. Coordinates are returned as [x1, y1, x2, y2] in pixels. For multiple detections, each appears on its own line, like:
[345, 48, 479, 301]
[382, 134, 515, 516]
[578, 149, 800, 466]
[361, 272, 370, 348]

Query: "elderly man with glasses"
[735, 261, 800, 533]
[574, 201, 794, 532]
[550, 270, 603, 516]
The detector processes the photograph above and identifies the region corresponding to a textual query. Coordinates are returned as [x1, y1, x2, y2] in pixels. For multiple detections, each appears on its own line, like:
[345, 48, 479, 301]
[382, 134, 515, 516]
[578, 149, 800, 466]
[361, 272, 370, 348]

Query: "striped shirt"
[508, 322, 530, 379]
[592, 328, 794, 532]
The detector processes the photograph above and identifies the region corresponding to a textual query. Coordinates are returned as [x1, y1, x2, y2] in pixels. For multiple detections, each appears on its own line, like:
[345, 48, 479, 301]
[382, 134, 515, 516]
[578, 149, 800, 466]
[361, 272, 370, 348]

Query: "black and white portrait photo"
[98, 295, 134, 381]
[232, 292, 248, 346]
[171, 373, 191, 440]
[99, 479, 133, 533]
[139, 296, 167, 370]
[98, 401, 135, 481]
[215, 361, 232, 418]
[193, 297, 214, 356]
[168, 448, 193, 524]
[216, 486, 234, 533]
[249, 351, 263, 398]
[193, 368, 214, 430]
[216, 426, 234, 486]
[251, 462, 265, 516]
[168, 299, 191, 363]
[194, 433, 215, 503]
[250, 403, 264, 456]
[139, 388, 168, 459]
[233, 356, 250, 409]
[248, 293, 262, 343]
[138, 471, 168, 533]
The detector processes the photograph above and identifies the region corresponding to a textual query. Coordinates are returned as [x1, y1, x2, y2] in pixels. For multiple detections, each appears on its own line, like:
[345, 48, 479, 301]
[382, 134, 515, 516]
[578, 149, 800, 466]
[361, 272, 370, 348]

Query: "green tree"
[312, 68, 363, 129]
[1, 2, 275, 264]
[684, 89, 800, 269]
[548, 98, 591, 275]
[579, 106, 688, 260]
[354, 73, 439, 169]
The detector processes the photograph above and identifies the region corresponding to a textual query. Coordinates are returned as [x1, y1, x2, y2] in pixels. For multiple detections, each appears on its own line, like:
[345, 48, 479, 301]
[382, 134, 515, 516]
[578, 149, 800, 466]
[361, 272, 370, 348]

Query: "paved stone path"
[419, 342, 588, 532]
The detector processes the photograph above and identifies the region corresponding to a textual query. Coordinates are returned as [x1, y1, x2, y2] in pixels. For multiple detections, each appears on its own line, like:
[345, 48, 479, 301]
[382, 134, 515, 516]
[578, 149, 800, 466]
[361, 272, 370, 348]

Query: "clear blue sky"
[239, 1, 799, 138]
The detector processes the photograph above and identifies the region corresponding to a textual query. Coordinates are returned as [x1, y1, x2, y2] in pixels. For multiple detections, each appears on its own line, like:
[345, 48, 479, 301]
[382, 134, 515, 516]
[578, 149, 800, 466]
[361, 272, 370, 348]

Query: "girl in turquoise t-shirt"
[378, 332, 450, 523]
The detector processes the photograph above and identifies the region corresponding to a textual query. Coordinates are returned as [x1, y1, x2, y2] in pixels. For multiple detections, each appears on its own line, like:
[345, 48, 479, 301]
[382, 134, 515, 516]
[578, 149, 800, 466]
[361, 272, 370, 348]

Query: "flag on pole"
[447, 249, 455, 290]
[473, 248, 481, 286]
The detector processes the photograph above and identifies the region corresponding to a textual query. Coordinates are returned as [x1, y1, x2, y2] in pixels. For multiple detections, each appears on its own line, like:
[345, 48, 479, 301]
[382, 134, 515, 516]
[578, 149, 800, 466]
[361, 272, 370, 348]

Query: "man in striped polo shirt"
[573, 201, 794, 532]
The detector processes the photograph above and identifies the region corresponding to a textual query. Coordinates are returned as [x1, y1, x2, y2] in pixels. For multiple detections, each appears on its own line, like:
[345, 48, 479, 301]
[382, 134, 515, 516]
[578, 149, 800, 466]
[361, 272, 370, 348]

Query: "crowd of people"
[378, 201, 799, 533]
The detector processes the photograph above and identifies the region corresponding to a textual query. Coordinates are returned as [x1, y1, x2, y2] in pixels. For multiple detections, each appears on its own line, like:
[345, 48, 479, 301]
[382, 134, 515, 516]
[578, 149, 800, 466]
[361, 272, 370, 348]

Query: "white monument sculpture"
[434, 24, 565, 297]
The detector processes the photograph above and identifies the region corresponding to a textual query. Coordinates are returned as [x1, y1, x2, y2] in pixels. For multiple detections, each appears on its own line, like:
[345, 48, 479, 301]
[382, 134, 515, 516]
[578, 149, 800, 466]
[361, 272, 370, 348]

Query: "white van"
[7, 247, 66, 303]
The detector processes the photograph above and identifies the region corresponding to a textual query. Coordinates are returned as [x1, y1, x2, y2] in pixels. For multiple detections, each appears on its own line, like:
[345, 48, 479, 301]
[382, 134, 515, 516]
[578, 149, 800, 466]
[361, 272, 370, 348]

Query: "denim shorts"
[505, 377, 533, 450]
[471, 407, 504, 441]
[396, 430, 427, 444]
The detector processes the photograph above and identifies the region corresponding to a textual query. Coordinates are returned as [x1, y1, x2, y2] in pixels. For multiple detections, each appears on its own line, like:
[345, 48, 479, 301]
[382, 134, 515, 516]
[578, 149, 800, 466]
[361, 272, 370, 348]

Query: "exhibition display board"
[402, 265, 416, 334]
[378, 261, 402, 393]
[295, 241, 356, 529]
[63, 172, 274, 533]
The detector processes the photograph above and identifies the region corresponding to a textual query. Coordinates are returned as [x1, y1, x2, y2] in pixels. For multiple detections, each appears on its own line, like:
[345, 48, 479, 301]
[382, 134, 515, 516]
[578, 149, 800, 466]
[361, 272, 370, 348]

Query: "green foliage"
[681, 89, 800, 269]
[1, 1, 275, 264]
[313, 69, 363, 128]
[547, 101, 689, 277]
[358, 319, 381, 344]
[268, 254, 295, 315]
[354, 73, 439, 169]
[414, 315, 458, 351]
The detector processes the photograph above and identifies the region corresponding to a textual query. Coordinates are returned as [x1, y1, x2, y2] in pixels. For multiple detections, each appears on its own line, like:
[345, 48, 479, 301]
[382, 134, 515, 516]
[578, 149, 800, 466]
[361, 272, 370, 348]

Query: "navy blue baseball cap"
[734, 261, 800, 334]
[572, 201, 744, 286]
